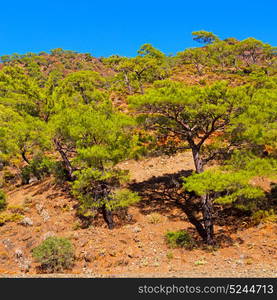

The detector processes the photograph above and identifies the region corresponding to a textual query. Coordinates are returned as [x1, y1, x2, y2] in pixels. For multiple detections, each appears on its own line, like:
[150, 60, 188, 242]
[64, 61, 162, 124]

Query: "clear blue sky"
[1, 0, 276, 57]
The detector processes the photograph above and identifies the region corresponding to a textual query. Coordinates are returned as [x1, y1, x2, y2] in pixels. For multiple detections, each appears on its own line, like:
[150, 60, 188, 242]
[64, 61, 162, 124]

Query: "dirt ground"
[0, 151, 276, 277]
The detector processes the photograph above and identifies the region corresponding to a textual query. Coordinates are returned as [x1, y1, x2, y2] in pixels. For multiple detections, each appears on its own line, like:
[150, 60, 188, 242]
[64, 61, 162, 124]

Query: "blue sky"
[1, 0, 276, 57]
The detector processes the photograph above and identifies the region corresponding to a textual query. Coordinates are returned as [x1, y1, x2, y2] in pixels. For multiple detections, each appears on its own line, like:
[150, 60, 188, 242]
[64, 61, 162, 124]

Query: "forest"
[0, 31, 276, 276]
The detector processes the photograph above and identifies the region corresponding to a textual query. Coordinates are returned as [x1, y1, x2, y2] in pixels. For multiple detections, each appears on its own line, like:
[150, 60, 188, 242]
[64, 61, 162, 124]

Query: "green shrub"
[165, 230, 194, 249]
[21, 154, 54, 184]
[7, 204, 25, 213]
[166, 251, 174, 260]
[251, 209, 277, 225]
[0, 212, 23, 225]
[32, 237, 75, 272]
[50, 161, 70, 183]
[0, 189, 7, 211]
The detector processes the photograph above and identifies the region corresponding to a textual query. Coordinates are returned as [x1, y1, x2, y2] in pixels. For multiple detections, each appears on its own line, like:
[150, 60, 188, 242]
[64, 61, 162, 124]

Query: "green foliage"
[72, 168, 139, 215]
[128, 80, 244, 164]
[20, 154, 53, 184]
[50, 161, 70, 183]
[251, 209, 277, 225]
[177, 47, 209, 74]
[50, 100, 140, 224]
[183, 169, 264, 205]
[50, 103, 136, 168]
[0, 33, 276, 242]
[235, 38, 274, 66]
[183, 153, 277, 211]
[166, 251, 174, 259]
[194, 257, 207, 266]
[0, 212, 23, 225]
[0, 105, 50, 163]
[192, 31, 219, 44]
[165, 230, 194, 249]
[7, 204, 26, 214]
[231, 80, 277, 150]
[0, 189, 7, 211]
[32, 237, 75, 272]
[55, 71, 107, 108]
[103, 44, 170, 94]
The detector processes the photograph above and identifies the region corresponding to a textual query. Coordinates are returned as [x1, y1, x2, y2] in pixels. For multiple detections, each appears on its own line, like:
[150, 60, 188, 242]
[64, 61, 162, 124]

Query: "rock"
[126, 248, 134, 258]
[125, 214, 133, 222]
[18, 260, 31, 273]
[15, 249, 23, 259]
[35, 203, 44, 213]
[29, 176, 39, 184]
[132, 226, 142, 233]
[14, 249, 31, 273]
[84, 253, 93, 262]
[2, 239, 14, 250]
[40, 209, 50, 222]
[109, 251, 116, 257]
[20, 217, 33, 226]
[79, 250, 93, 262]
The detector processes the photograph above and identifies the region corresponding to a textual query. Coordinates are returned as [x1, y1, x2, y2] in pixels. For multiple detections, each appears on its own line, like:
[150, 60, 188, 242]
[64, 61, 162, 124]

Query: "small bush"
[194, 257, 207, 266]
[2, 170, 17, 184]
[251, 209, 277, 225]
[7, 204, 25, 214]
[32, 237, 75, 272]
[50, 161, 70, 183]
[147, 213, 163, 224]
[21, 154, 54, 184]
[165, 230, 194, 249]
[0, 190, 7, 211]
[0, 212, 23, 225]
[166, 251, 174, 260]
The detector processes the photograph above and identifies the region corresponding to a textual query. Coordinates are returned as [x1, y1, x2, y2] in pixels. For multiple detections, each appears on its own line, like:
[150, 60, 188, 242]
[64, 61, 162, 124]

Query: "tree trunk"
[180, 200, 207, 241]
[54, 139, 75, 181]
[191, 146, 204, 174]
[21, 151, 30, 164]
[102, 205, 114, 229]
[124, 73, 133, 94]
[138, 81, 144, 94]
[191, 145, 215, 244]
[201, 194, 214, 245]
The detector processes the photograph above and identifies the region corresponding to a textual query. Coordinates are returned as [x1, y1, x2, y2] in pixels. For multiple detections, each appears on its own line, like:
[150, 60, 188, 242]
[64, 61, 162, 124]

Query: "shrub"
[7, 204, 25, 213]
[32, 236, 75, 272]
[165, 230, 194, 249]
[251, 209, 277, 225]
[194, 257, 207, 266]
[50, 161, 70, 183]
[21, 154, 53, 184]
[0, 190, 7, 211]
[2, 170, 17, 184]
[0, 212, 23, 225]
[147, 213, 163, 224]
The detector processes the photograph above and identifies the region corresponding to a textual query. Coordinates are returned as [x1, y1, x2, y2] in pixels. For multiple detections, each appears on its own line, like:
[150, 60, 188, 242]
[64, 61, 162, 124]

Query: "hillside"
[0, 31, 276, 277]
[1, 152, 276, 277]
